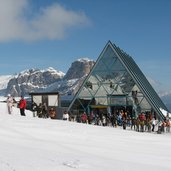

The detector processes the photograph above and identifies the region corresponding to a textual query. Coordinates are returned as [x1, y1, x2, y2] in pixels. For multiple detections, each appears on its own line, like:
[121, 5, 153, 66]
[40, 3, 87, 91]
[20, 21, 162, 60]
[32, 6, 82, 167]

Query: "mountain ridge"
[0, 58, 95, 97]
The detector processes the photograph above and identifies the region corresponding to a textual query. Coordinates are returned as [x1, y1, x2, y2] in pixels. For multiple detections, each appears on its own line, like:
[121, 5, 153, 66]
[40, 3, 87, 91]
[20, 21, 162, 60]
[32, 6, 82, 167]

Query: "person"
[63, 111, 69, 121]
[49, 107, 56, 119]
[161, 120, 166, 133]
[151, 117, 156, 132]
[42, 103, 48, 118]
[32, 102, 38, 117]
[18, 96, 27, 116]
[139, 113, 146, 132]
[102, 115, 106, 126]
[6, 94, 14, 114]
[81, 112, 87, 123]
[166, 119, 171, 133]
[165, 113, 170, 132]
[37, 103, 42, 118]
[122, 112, 127, 130]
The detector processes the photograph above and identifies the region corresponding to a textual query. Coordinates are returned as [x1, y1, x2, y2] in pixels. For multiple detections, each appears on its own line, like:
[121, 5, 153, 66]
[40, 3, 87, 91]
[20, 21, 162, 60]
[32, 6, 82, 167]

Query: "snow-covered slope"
[148, 77, 171, 111]
[0, 75, 13, 89]
[0, 75, 13, 95]
[0, 102, 171, 171]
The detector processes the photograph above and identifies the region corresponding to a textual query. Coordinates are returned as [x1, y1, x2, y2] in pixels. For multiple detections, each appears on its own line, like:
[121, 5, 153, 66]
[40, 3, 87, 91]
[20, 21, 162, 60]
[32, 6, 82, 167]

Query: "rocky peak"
[6, 67, 65, 97]
[64, 58, 95, 80]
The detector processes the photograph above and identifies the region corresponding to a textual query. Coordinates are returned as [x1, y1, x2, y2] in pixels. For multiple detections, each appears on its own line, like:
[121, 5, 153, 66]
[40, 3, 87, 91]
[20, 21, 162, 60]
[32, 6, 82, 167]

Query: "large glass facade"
[68, 41, 168, 121]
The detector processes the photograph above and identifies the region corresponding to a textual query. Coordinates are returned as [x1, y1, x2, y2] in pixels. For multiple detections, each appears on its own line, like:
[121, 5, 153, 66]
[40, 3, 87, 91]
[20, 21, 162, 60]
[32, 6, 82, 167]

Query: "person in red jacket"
[81, 112, 87, 123]
[19, 96, 27, 116]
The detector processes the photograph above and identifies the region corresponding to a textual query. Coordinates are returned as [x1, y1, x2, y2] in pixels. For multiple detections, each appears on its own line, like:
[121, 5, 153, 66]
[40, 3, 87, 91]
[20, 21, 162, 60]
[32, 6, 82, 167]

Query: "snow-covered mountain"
[0, 75, 13, 89]
[147, 77, 171, 111]
[0, 75, 13, 96]
[159, 92, 171, 112]
[0, 58, 94, 97]
[5, 67, 65, 97]
[64, 58, 95, 80]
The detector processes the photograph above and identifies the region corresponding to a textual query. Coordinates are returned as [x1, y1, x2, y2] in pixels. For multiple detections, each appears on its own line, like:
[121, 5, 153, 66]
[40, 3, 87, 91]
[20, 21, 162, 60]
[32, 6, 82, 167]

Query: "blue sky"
[0, 0, 171, 90]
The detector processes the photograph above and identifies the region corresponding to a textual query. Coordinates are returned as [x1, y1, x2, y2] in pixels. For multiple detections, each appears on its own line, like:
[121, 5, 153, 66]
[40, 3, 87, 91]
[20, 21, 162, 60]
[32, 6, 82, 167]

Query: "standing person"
[19, 96, 27, 116]
[32, 102, 38, 117]
[165, 113, 170, 132]
[6, 94, 13, 114]
[42, 103, 48, 118]
[151, 117, 156, 132]
[102, 115, 106, 126]
[63, 111, 69, 121]
[81, 112, 87, 123]
[122, 112, 127, 130]
[49, 107, 56, 119]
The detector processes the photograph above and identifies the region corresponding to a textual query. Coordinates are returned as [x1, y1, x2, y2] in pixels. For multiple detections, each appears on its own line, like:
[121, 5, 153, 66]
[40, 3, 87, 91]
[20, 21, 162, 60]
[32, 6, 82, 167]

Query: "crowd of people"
[5, 95, 170, 133]
[32, 102, 69, 120]
[69, 110, 171, 134]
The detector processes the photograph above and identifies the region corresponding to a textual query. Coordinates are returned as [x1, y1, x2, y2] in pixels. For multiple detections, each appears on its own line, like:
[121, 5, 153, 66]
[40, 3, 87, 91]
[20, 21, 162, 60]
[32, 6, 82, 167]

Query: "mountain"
[5, 67, 65, 97]
[159, 91, 171, 112]
[2, 58, 94, 97]
[64, 58, 95, 80]
[0, 75, 13, 96]
[147, 77, 171, 111]
[42, 58, 95, 95]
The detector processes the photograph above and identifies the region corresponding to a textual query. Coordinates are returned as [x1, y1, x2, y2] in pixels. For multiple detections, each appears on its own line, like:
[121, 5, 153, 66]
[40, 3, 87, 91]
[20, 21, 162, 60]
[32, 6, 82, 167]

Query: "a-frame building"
[68, 41, 168, 121]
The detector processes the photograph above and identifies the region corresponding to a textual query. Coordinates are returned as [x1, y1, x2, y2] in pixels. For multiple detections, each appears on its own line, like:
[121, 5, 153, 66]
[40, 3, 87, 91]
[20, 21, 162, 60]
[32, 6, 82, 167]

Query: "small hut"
[29, 92, 63, 119]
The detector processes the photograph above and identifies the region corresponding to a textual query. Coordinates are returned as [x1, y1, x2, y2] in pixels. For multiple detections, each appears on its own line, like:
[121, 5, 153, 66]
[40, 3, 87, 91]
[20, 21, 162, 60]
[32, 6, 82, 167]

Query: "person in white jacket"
[6, 94, 14, 114]
[63, 111, 69, 121]
[152, 117, 156, 132]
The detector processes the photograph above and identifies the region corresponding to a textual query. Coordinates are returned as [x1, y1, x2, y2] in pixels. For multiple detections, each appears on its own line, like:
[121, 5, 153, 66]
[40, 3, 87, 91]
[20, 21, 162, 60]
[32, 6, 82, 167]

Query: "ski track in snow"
[62, 160, 80, 169]
[0, 159, 16, 171]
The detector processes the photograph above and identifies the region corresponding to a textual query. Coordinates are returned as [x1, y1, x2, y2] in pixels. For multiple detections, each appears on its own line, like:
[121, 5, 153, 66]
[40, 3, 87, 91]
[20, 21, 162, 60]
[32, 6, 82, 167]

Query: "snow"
[160, 108, 171, 118]
[0, 75, 13, 89]
[77, 58, 94, 63]
[43, 67, 65, 77]
[0, 102, 171, 171]
[15, 67, 65, 80]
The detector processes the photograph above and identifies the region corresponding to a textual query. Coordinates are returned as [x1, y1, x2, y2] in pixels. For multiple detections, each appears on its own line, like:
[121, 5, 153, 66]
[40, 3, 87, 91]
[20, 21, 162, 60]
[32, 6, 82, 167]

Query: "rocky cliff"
[5, 58, 95, 96]
[64, 58, 95, 80]
[6, 67, 65, 96]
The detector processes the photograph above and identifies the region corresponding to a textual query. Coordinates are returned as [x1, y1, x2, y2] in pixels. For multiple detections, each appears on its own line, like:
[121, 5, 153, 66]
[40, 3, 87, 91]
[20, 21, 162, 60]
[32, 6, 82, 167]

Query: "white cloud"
[0, 0, 90, 42]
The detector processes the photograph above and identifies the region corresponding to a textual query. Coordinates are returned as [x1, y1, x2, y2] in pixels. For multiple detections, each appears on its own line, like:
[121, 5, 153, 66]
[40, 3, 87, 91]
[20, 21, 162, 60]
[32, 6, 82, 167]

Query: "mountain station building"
[67, 41, 169, 121]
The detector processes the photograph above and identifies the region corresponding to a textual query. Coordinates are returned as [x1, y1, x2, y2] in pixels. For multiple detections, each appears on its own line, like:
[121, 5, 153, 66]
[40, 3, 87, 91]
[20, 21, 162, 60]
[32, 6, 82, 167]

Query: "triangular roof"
[68, 41, 168, 121]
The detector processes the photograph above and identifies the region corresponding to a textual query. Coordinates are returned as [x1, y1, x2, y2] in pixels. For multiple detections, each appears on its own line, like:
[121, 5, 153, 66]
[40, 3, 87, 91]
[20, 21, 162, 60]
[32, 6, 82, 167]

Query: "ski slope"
[0, 102, 171, 171]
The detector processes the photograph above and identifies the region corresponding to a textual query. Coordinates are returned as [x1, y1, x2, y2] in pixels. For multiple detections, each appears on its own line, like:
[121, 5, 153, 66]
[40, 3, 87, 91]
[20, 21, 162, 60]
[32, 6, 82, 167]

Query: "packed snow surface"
[0, 102, 171, 171]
